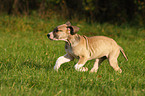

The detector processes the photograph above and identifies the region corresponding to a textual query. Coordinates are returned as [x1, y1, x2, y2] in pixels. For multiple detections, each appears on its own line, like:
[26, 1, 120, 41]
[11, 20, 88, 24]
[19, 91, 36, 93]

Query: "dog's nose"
[47, 34, 50, 38]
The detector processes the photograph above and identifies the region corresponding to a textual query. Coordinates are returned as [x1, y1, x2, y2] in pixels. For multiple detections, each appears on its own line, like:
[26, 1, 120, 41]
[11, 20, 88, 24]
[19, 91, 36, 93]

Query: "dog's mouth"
[49, 38, 67, 42]
[49, 37, 59, 41]
[47, 35, 67, 41]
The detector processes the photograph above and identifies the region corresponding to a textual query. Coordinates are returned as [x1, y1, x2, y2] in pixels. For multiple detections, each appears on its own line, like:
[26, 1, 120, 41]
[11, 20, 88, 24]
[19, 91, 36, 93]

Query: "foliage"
[0, 0, 145, 24]
[0, 15, 145, 95]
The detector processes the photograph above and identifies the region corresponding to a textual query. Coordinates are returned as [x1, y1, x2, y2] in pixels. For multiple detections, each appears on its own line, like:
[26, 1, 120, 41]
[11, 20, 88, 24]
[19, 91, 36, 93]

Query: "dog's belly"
[65, 46, 108, 60]
[88, 51, 109, 60]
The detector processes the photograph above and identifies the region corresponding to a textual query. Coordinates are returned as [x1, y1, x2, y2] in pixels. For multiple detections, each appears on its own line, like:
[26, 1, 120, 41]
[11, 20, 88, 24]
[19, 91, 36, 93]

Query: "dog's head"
[47, 21, 79, 41]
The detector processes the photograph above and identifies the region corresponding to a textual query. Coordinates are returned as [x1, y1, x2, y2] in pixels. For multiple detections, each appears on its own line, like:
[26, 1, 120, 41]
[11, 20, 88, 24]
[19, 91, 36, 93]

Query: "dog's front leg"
[74, 56, 88, 72]
[54, 54, 74, 71]
[90, 57, 106, 73]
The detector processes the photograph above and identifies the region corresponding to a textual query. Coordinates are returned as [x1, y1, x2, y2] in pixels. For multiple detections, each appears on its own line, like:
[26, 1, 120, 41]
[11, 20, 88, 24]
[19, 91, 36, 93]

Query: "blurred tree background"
[0, 0, 145, 25]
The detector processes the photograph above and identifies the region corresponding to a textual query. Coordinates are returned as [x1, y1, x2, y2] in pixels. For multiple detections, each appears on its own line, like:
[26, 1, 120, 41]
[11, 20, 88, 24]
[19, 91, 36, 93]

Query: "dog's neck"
[66, 34, 81, 47]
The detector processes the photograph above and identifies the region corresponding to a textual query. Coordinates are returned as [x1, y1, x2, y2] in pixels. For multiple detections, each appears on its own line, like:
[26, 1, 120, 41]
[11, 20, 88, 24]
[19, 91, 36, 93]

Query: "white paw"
[74, 63, 88, 72]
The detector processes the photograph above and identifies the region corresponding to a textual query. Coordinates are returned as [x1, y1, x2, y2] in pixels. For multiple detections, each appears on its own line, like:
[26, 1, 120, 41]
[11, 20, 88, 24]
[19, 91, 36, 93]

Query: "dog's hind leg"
[54, 54, 74, 71]
[90, 56, 107, 73]
[108, 50, 122, 73]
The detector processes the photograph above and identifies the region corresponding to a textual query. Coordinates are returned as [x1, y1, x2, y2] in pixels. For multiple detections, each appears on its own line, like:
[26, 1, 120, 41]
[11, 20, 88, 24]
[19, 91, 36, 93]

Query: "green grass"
[0, 15, 145, 96]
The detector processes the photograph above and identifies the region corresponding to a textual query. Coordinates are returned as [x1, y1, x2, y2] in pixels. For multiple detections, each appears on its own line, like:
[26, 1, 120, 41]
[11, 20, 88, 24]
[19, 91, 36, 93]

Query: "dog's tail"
[119, 46, 128, 61]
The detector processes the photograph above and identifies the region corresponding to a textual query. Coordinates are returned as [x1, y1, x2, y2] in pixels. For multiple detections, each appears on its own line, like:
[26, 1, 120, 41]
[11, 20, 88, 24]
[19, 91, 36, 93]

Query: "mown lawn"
[0, 15, 145, 96]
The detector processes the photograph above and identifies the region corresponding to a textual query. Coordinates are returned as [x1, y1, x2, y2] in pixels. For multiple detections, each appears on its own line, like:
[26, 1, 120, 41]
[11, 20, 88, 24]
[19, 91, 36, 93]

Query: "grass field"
[0, 15, 145, 96]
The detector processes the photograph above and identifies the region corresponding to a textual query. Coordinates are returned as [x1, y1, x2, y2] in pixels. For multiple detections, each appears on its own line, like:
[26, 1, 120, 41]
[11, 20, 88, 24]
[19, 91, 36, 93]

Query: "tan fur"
[47, 21, 128, 73]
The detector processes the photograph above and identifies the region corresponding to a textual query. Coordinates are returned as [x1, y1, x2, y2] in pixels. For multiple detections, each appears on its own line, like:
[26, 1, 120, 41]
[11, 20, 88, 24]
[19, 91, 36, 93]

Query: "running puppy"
[47, 21, 128, 73]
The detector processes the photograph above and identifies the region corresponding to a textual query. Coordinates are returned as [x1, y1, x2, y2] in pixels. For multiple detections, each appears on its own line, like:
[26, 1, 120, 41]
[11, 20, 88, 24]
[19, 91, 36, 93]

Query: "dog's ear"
[65, 21, 71, 26]
[67, 26, 80, 35]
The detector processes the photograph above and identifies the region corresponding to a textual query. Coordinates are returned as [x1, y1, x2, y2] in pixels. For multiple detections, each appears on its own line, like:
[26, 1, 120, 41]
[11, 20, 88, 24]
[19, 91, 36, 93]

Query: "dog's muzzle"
[47, 32, 54, 40]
